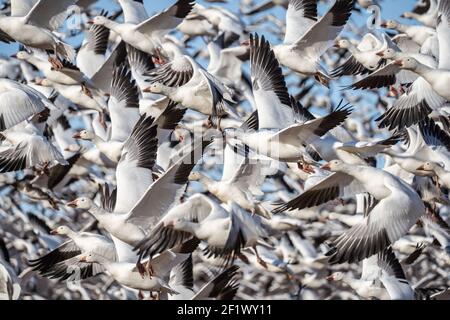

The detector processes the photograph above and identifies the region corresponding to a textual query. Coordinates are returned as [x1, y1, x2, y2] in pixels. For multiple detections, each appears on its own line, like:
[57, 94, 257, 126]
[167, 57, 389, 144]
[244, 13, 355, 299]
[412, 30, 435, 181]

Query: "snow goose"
[134, 194, 244, 265]
[327, 247, 414, 300]
[417, 162, 450, 189]
[38, 78, 106, 115]
[0, 78, 48, 131]
[90, 0, 195, 61]
[381, 20, 435, 46]
[0, 0, 77, 64]
[76, 10, 111, 77]
[401, 0, 438, 27]
[349, 54, 444, 130]
[144, 54, 236, 120]
[272, 0, 356, 86]
[68, 139, 211, 248]
[227, 98, 352, 163]
[78, 249, 188, 298]
[331, 33, 387, 77]
[0, 119, 67, 173]
[72, 65, 144, 162]
[28, 225, 116, 281]
[189, 117, 269, 218]
[274, 160, 425, 264]
[135, 195, 268, 267]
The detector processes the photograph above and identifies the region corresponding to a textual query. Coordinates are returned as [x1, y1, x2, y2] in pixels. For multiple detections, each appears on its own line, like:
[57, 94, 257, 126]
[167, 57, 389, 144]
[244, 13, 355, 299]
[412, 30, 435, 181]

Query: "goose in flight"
[274, 160, 425, 264]
[0, 0, 77, 66]
[89, 0, 195, 63]
[271, 0, 356, 86]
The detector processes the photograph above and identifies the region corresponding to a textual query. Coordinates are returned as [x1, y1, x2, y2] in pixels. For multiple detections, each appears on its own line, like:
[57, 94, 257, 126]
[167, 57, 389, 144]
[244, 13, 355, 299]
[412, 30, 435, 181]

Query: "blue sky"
[0, 0, 419, 56]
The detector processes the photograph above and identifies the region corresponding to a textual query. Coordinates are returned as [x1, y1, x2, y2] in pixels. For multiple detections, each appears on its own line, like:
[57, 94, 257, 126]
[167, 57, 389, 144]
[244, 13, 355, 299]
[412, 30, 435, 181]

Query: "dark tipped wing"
[99, 183, 117, 212]
[284, 0, 318, 44]
[121, 115, 158, 171]
[148, 55, 194, 87]
[250, 33, 293, 129]
[347, 62, 401, 90]
[136, 0, 195, 37]
[273, 172, 364, 213]
[28, 240, 81, 275]
[193, 265, 241, 300]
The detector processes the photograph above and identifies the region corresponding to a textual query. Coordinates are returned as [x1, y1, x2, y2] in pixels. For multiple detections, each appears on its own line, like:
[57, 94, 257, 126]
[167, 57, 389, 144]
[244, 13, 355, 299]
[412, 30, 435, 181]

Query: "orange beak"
[320, 163, 331, 171]
[66, 200, 78, 208]
[164, 221, 175, 228]
[142, 87, 152, 93]
[50, 229, 59, 235]
[79, 256, 87, 262]
[241, 39, 250, 46]
[376, 51, 384, 57]
[394, 60, 403, 66]
[72, 132, 82, 139]
[87, 20, 94, 25]
[326, 275, 334, 281]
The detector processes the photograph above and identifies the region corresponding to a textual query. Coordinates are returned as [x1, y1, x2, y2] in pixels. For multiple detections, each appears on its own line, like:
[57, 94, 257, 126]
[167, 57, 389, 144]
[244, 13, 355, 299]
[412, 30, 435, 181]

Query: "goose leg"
[253, 246, 267, 269]
[145, 259, 154, 278]
[152, 48, 166, 65]
[297, 157, 315, 174]
[48, 45, 63, 70]
[138, 290, 144, 300]
[81, 82, 93, 98]
[136, 261, 146, 279]
[99, 110, 107, 131]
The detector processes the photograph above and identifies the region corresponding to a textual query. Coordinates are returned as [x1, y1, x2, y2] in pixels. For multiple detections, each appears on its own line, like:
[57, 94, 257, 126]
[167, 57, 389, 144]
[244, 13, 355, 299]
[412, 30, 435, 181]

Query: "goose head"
[334, 39, 352, 49]
[89, 15, 110, 26]
[11, 51, 31, 61]
[416, 161, 442, 173]
[400, 12, 414, 19]
[376, 48, 396, 59]
[164, 218, 190, 231]
[66, 197, 94, 210]
[50, 225, 72, 235]
[188, 172, 202, 181]
[320, 160, 346, 172]
[73, 130, 96, 141]
[326, 272, 344, 281]
[79, 252, 99, 263]
[143, 82, 165, 94]
[381, 20, 399, 29]
[393, 57, 419, 70]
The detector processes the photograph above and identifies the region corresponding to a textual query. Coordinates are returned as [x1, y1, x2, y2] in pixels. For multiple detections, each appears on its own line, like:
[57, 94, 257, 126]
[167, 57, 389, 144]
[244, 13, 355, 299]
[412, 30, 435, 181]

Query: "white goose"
[272, 0, 356, 86]
[78, 249, 188, 298]
[90, 0, 194, 61]
[274, 160, 425, 264]
[228, 34, 352, 163]
[332, 33, 387, 77]
[28, 225, 116, 281]
[135, 195, 268, 266]
[144, 54, 236, 119]
[0, 78, 48, 131]
[67, 139, 211, 248]
[0, 119, 67, 173]
[0, 0, 76, 64]
[381, 20, 435, 46]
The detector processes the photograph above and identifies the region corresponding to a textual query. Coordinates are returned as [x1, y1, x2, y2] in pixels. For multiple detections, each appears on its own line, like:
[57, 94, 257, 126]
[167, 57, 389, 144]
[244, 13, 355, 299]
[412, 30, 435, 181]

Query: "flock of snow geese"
[0, 0, 449, 300]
